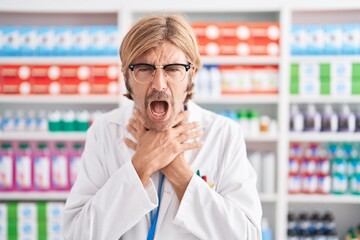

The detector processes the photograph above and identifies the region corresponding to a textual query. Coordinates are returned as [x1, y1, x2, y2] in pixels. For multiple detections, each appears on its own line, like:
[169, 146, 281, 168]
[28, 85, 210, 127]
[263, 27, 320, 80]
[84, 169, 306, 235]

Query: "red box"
[248, 22, 280, 41]
[31, 65, 61, 95]
[192, 22, 221, 40]
[197, 37, 220, 56]
[0, 65, 31, 94]
[91, 65, 119, 94]
[60, 65, 91, 95]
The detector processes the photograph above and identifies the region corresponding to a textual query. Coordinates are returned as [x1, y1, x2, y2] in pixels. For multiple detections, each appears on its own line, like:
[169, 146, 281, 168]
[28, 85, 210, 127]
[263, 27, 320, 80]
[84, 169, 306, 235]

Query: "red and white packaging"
[250, 65, 278, 94]
[192, 22, 221, 40]
[0, 65, 31, 94]
[91, 65, 119, 94]
[59, 65, 90, 95]
[219, 65, 252, 95]
[30, 65, 61, 95]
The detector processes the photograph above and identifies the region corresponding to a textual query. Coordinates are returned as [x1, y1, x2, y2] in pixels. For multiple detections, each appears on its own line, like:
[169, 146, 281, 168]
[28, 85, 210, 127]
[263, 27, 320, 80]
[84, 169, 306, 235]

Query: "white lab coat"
[63, 98, 262, 240]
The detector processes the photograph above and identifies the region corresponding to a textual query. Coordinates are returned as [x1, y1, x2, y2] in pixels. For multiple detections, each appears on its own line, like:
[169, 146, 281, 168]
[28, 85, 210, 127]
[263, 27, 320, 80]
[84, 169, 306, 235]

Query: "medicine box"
[291, 25, 308, 55]
[1, 26, 21, 56]
[325, 25, 343, 55]
[37, 27, 56, 56]
[342, 24, 360, 55]
[55, 26, 73, 56]
[306, 25, 325, 55]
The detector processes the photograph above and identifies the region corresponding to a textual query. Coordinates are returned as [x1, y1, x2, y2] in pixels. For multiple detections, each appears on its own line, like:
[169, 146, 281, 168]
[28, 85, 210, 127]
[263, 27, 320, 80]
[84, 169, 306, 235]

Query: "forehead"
[135, 41, 187, 63]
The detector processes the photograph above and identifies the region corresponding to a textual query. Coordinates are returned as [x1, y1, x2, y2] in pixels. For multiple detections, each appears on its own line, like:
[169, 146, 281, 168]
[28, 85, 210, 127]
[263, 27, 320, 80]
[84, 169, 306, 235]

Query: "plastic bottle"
[321, 104, 338, 132]
[15, 142, 33, 190]
[238, 110, 250, 137]
[288, 212, 299, 235]
[262, 152, 275, 194]
[25, 110, 37, 131]
[209, 65, 222, 97]
[69, 142, 83, 187]
[261, 218, 272, 240]
[36, 110, 48, 132]
[290, 104, 304, 132]
[248, 110, 260, 136]
[338, 104, 355, 132]
[48, 110, 62, 132]
[51, 142, 69, 190]
[304, 104, 321, 132]
[355, 106, 360, 132]
[33, 142, 51, 191]
[2, 110, 15, 131]
[75, 110, 90, 132]
[0, 142, 15, 190]
[62, 110, 76, 132]
[14, 110, 26, 131]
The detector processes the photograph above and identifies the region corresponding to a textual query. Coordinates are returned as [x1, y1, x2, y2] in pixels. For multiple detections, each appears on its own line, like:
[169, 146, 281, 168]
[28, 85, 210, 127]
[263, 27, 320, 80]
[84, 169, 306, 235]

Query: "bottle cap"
[1, 142, 12, 149]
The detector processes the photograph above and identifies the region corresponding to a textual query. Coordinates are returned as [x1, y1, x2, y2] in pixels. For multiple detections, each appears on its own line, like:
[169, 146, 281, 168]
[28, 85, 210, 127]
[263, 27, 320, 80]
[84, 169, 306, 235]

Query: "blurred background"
[0, 0, 360, 239]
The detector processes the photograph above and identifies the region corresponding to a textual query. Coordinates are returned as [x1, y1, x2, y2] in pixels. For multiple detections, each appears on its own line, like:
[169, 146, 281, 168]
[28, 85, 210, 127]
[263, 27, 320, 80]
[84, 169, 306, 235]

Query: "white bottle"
[304, 104, 321, 132]
[290, 104, 304, 132]
[338, 104, 355, 132]
[209, 65, 222, 98]
[262, 152, 276, 194]
[321, 104, 338, 132]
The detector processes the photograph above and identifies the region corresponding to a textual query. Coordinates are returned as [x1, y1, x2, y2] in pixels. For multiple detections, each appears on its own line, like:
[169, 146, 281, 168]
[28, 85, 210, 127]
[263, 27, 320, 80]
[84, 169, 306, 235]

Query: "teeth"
[151, 109, 166, 116]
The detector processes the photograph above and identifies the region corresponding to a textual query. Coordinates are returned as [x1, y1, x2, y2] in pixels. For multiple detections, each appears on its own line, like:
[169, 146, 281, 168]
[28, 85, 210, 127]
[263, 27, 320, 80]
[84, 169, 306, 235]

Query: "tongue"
[152, 101, 166, 114]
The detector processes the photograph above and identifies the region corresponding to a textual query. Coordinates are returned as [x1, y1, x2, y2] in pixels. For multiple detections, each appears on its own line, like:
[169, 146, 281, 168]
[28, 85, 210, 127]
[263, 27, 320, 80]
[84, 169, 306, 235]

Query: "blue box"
[37, 26, 56, 56]
[20, 26, 37, 56]
[291, 25, 308, 55]
[105, 25, 120, 56]
[72, 26, 90, 56]
[55, 26, 73, 56]
[342, 24, 360, 55]
[325, 25, 343, 55]
[1, 26, 21, 56]
[306, 25, 325, 55]
[89, 26, 107, 56]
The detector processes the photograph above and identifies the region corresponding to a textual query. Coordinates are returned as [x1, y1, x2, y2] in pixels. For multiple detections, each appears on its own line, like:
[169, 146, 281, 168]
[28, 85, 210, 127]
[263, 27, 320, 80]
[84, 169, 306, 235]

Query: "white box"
[325, 25, 343, 54]
[55, 26, 73, 56]
[342, 24, 360, 54]
[46, 202, 64, 221]
[18, 203, 37, 221]
[331, 61, 352, 78]
[20, 26, 37, 56]
[18, 221, 37, 239]
[300, 62, 320, 79]
[300, 77, 320, 96]
[47, 220, 62, 236]
[306, 25, 325, 55]
[37, 27, 56, 56]
[291, 25, 308, 55]
[331, 76, 351, 96]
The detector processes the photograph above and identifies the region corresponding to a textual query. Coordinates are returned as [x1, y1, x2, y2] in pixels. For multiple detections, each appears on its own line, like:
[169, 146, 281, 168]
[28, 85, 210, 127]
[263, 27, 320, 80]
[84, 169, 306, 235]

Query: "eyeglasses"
[128, 63, 191, 83]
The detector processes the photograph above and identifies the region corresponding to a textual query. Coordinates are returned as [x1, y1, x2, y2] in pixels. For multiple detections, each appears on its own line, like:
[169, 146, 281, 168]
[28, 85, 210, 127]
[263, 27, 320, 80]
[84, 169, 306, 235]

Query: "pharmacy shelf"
[194, 95, 279, 105]
[289, 96, 360, 104]
[288, 194, 360, 204]
[291, 56, 360, 63]
[289, 133, 360, 142]
[202, 56, 279, 65]
[260, 193, 278, 203]
[0, 95, 119, 104]
[289, 0, 360, 11]
[0, 132, 87, 141]
[0, 192, 68, 201]
[245, 134, 278, 142]
[129, 0, 281, 12]
[0, 0, 122, 13]
[0, 57, 120, 65]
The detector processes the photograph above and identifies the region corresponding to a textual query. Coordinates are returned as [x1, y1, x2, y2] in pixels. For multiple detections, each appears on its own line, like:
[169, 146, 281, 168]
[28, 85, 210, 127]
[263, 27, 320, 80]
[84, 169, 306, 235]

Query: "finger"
[127, 123, 138, 139]
[176, 129, 203, 143]
[181, 141, 204, 151]
[124, 138, 137, 150]
[173, 121, 200, 135]
[173, 110, 189, 127]
[134, 109, 147, 128]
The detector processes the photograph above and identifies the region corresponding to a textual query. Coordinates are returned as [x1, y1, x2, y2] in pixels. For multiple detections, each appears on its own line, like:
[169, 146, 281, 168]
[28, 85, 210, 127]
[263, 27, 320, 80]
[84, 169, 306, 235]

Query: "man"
[63, 14, 262, 240]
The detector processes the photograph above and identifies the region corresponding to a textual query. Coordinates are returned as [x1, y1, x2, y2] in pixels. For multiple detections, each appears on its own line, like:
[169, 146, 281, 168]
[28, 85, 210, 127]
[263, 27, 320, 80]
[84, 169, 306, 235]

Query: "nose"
[151, 69, 167, 91]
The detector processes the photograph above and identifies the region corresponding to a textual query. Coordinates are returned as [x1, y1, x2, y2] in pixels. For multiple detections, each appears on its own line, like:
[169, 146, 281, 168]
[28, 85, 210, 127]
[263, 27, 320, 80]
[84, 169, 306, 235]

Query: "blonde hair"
[120, 14, 202, 101]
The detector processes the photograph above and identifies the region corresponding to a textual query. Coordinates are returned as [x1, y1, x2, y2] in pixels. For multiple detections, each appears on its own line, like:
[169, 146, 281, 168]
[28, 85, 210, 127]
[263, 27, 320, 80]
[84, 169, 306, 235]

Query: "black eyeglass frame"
[128, 63, 191, 72]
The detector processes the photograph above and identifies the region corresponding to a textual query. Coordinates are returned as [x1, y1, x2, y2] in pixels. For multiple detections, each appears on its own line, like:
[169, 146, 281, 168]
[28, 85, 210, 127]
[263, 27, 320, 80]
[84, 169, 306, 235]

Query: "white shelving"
[0, 57, 119, 64]
[0, 132, 87, 141]
[288, 194, 360, 204]
[0, 95, 119, 104]
[202, 56, 279, 65]
[1, 1, 360, 239]
[194, 95, 279, 105]
[289, 96, 360, 104]
[289, 133, 360, 142]
[0, 192, 68, 201]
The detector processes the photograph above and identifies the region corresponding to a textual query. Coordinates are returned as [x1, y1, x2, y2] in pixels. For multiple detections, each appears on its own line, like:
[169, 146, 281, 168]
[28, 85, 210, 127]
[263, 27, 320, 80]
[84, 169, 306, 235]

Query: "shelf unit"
[1, 1, 360, 239]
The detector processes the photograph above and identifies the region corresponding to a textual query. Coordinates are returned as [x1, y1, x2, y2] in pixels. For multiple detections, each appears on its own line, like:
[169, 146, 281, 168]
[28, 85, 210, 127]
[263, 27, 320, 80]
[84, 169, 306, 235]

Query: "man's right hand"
[125, 109, 203, 186]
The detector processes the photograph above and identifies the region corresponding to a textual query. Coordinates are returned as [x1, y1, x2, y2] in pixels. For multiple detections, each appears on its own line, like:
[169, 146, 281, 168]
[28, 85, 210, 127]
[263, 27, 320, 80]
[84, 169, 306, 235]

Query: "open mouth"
[148, 100, 170, 121]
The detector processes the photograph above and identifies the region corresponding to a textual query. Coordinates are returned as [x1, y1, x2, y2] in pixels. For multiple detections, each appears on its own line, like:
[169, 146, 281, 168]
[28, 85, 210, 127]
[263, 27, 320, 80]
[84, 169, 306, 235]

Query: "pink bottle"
[33, 142, 51, 191]
[15, 142, 33, 191]
[69, 142, 83, 187]
[51, 142, 70, 190]
[0, 142, 15, 191]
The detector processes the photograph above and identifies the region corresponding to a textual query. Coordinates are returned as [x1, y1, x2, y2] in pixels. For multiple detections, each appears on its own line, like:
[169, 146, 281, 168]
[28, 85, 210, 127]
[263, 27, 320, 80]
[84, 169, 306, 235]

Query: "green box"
[352, 63, 360, 77]
[320, 82, 330, 95]
[291, 63, 299, 78]
[320, 63, 330, 77]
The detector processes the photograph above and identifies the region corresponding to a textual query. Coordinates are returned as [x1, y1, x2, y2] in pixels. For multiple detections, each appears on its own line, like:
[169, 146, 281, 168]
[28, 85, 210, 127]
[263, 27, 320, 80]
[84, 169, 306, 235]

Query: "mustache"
[145, 89, 174, 107]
